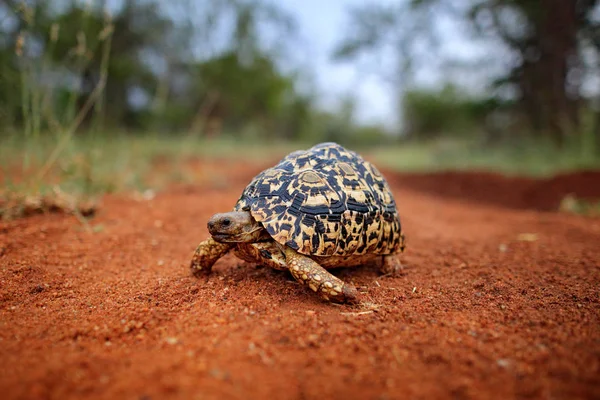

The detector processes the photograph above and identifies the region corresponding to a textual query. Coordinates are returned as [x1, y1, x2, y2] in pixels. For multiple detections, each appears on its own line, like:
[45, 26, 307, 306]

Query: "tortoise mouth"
[210, 226, 267, 243]
[211, 233, 235, 243]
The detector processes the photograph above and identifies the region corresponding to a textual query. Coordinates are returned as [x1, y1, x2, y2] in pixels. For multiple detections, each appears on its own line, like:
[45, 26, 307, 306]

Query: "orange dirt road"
[1, 160, 599, 400]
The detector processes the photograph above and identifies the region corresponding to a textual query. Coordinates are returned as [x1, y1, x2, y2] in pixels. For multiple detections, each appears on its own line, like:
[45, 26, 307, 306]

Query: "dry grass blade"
[0, 187, 98, 220]
[340, 310, 374, 316]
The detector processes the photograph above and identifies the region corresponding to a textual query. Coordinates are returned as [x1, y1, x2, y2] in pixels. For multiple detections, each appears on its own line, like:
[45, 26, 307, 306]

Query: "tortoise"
[190, 142, 405, 303]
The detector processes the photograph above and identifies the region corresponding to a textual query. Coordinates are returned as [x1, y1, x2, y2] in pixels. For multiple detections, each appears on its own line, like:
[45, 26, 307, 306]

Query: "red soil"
[391, 170, 600, 211]
[1, 161, 599, 400]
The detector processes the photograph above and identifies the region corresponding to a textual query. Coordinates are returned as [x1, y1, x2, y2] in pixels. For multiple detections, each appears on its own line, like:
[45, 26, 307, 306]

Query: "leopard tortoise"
[190, 142, 406, 303]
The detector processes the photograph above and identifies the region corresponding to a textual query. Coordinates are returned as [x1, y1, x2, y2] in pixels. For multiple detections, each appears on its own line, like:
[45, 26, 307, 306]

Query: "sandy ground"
[1, 160, 599, 400]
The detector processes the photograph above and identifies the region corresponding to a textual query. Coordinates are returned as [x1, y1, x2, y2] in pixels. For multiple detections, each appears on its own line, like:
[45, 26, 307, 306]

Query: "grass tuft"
[559, 194, 600, 217]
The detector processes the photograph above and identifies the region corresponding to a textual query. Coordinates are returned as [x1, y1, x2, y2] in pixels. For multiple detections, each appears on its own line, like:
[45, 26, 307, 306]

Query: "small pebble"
[165, 337, 179, 345]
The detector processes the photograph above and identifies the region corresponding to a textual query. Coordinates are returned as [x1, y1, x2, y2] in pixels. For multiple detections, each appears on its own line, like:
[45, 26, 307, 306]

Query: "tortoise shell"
[234, 142, 404, 256]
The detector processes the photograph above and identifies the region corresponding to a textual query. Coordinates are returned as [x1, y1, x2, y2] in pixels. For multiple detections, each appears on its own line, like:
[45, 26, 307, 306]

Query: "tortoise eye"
[222, 218, 231, 227]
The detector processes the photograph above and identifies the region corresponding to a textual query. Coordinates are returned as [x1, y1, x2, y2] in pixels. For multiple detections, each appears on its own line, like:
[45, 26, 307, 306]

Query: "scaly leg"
[283, 247, 359, 303]
[380, 255, 403, 276]
[234, 242, 287, 270]
[190, 237, 233, 276]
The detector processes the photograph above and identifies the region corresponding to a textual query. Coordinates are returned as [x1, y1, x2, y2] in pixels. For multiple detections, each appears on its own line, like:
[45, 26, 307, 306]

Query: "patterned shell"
[234, 142, 404, 256]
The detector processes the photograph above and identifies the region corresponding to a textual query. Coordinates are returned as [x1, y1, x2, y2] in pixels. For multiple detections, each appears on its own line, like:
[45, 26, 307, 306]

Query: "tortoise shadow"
[211, 256, 408, 305]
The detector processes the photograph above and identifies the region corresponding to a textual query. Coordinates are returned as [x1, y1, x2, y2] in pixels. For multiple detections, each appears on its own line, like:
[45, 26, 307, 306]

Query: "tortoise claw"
[341, 283, 359, 304]
[284, 247, 360, 304]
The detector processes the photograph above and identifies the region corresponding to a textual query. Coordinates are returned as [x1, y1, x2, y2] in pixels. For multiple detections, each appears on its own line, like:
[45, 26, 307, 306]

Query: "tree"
[46, 0, 174, 129]
[188, 51, 294, 136]
[0, 0, 176, 131]
[0, 0, 317, 138]
[334, 0, 600, 146]
[468, 0, 599, 145]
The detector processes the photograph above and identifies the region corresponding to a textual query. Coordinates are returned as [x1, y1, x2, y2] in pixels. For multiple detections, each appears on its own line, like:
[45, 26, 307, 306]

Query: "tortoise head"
[207, 211, 265, 243]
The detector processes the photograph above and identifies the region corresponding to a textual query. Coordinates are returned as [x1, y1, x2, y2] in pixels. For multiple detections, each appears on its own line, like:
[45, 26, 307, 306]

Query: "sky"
[281, 0, 398, 125]
[278, 0, 498, 127]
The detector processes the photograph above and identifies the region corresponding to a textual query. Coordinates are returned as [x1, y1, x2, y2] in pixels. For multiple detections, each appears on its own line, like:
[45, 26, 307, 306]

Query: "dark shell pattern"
[234, 142, 404, 256]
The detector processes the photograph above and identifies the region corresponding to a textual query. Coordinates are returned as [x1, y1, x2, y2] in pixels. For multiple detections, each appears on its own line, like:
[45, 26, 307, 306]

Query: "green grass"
[2, 132, 600, 220]
[2, 133, 599, 199]
[370, 137, 600, 177]
[559, 194, 600, 217]
[10, 136, 589, 203]
[0, 133, 600, 222]
[0, 133, 299, 203]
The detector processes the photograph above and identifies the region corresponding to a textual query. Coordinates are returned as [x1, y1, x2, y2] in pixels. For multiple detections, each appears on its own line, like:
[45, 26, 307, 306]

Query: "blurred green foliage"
[403, 84, 508, 140]
[2, 0, 599, 148]
[0, 0, 392, 143]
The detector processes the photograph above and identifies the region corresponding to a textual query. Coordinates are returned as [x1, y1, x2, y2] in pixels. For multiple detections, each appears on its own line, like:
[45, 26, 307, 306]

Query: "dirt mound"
[1, 162, 599, 399]
[390, 170, 600, 211]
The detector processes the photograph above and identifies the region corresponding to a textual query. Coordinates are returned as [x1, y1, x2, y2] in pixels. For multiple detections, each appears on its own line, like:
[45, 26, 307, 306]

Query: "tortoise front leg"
[283, 247, 359, 304]
[190, 237, 233, 276]
[234, 242, 288, 270]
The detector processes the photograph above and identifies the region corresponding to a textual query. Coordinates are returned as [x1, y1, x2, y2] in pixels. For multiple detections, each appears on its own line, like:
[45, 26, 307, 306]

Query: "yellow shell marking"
[338, 162, 356, 176]
[300, 171, 323, 184]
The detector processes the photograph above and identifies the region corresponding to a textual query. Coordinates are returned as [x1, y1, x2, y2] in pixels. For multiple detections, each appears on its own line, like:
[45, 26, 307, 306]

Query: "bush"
[403, 84, 503, 140]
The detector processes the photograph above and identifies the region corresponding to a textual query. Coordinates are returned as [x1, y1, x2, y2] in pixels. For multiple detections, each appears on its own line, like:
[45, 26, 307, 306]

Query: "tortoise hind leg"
[190, 237, 233, 276]
[380, 255, 403, 276]
[283, 247, 359, 303]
